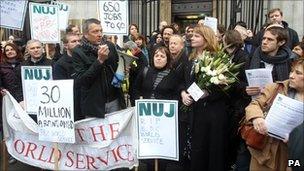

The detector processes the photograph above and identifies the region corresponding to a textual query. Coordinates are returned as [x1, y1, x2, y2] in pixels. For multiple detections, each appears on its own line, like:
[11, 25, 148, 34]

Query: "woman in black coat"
[134, 46, 181, 171]
[180, 26, 229, 171]
[135, 46, 180, 100]
[0, 43, 23, 102]
[0, 42, 24, 165]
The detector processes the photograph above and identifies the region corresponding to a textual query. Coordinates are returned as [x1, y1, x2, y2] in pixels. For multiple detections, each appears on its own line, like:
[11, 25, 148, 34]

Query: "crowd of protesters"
[1, 7, 303, 171]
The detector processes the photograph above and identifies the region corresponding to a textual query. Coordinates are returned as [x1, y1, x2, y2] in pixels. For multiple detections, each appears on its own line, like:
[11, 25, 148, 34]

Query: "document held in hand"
[245, 68, 273, 87]
[265, 94, 304, 140]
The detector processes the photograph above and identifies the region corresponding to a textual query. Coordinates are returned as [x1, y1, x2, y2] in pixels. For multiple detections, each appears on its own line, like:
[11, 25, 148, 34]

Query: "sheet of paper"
[187, 82, 205, 101]
[265, 94, 304, 140]
[245, 68, 273, 87]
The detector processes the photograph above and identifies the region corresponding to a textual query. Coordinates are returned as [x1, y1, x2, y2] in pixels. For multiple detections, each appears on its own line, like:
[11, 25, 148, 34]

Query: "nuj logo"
[33, 5, 56, 15]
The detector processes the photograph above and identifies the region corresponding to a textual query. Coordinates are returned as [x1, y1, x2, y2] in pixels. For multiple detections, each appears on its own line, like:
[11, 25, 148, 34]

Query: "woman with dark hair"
[134, 46, 180, 100]
[0, 43, 23, 102]
[134, 46, 181, 171]
[123, 23, 139, 43]
[135, 35, 150, 64]
[291, 41, 304, 59]
[0, 42, 24, 165]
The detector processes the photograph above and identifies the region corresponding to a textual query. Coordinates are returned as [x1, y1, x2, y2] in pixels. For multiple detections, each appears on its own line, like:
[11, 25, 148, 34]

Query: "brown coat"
[245, 80, 290, 170]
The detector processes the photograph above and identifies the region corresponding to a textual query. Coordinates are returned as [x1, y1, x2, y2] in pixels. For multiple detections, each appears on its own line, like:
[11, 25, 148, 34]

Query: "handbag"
[238, 84, 283, 150]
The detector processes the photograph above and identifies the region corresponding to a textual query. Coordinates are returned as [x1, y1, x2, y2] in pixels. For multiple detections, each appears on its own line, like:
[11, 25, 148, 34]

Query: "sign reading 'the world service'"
[135, 99, 179, 161]
[98, 0, 128, 35]
[29, 2, 60, 43]
[36, 80, 75, 143]
[0, 0, 28, 30]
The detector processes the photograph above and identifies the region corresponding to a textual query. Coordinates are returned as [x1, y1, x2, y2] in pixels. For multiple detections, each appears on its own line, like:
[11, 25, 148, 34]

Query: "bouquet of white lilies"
[194, 48, 244, 93]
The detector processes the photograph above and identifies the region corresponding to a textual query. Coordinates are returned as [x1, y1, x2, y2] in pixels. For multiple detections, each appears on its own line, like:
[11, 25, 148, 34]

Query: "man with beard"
[246, 25, 291, 96]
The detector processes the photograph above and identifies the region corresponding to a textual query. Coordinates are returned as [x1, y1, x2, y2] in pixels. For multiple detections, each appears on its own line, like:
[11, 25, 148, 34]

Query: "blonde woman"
[180, 26, 230, 170]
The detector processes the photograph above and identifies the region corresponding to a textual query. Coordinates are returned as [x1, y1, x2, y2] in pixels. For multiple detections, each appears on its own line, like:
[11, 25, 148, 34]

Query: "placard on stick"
[29, 2, 60, 43]
[36, 80, 75, 143]
[98, 0, 128, 35]
[135, 99, 179, 161]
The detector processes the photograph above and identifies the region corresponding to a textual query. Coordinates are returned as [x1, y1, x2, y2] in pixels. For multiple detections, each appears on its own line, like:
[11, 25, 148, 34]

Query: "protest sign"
[204, 17, 218, 34]
[98, 0, 128, 35]
[52, 1, 70, 30]
[135, 99, 179, 161]
[29, 2, 60, 43]
[2, 92, 138, 170]
[36, 80, 75, 143]
[21, 66, 52, 116]
[0, 0, 28, 30]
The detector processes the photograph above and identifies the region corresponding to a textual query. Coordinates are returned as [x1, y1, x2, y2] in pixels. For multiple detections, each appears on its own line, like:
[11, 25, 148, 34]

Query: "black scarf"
[80, 37, 100, 55]
[250, 46, 291, 81]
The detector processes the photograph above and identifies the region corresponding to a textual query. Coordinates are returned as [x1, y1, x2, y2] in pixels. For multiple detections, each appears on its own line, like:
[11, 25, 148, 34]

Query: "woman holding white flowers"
[181, 25, 230, 171]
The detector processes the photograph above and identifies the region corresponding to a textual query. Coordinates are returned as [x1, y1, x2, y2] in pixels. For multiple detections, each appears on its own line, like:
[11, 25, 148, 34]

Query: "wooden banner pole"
[154, 159, 158, 171]
[1, 139, 8, 171]
[53, 143, 59, 171]
[45, 44, 50, 59]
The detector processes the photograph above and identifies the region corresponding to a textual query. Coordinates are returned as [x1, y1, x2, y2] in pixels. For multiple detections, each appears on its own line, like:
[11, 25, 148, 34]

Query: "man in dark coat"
[253, 8, 299, 49]
[72, 18, 125, 118]
[53, 33, 83, 121]
[21, 40, 53, 67]
[247, 25, 291, 97]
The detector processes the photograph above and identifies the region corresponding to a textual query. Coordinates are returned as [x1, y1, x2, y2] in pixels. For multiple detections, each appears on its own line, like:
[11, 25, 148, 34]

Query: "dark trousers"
[190, 102, 229, 171]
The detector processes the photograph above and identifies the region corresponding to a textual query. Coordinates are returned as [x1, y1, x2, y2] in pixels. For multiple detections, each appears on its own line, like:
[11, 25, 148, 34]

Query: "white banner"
[98, 0, 128, 35]
[29, 2, 60, 43]
[36, 80, 75, 143]
[0, 0, 28, 30]
[21, 66, 52, 116]
[52, 1, 70, 31]
[135, 99, 179, 161]
[2, 92, 138, 170]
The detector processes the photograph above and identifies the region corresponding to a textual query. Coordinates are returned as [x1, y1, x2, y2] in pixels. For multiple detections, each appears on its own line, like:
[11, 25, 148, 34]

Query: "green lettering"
[152, 103, 163, 117]
[139, 103, 151, 116]
[164, 104, 175, 117]
[33, 5, 41, 14]
[24, 69, 33, 80]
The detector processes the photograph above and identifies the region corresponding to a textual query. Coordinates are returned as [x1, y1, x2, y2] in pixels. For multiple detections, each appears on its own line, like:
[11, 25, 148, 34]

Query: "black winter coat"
[53, 53, 83, 121]
[134, 67, 180, 100]
[53, 53, 73, 79]
[72, 42, 126, 118]
[0, 60, 23, 102]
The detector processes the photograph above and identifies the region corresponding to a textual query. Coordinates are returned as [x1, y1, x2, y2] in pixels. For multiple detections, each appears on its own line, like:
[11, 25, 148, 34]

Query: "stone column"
[160, 0, 171, 24]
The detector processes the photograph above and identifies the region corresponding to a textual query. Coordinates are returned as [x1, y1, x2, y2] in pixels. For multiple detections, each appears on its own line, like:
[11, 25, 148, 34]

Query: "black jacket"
[134, 67, 180, 100]
[0, 60, 23, 102]
[72, 42, 125, 118]
[53, 52, 73, 80]
[53, 53, 83, 121]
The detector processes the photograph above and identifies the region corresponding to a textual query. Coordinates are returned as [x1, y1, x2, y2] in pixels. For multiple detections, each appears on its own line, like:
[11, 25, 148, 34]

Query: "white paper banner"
[98, 0, 128, 35]
[29, 2, 60, 43]
[2, 92, 138, 170]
